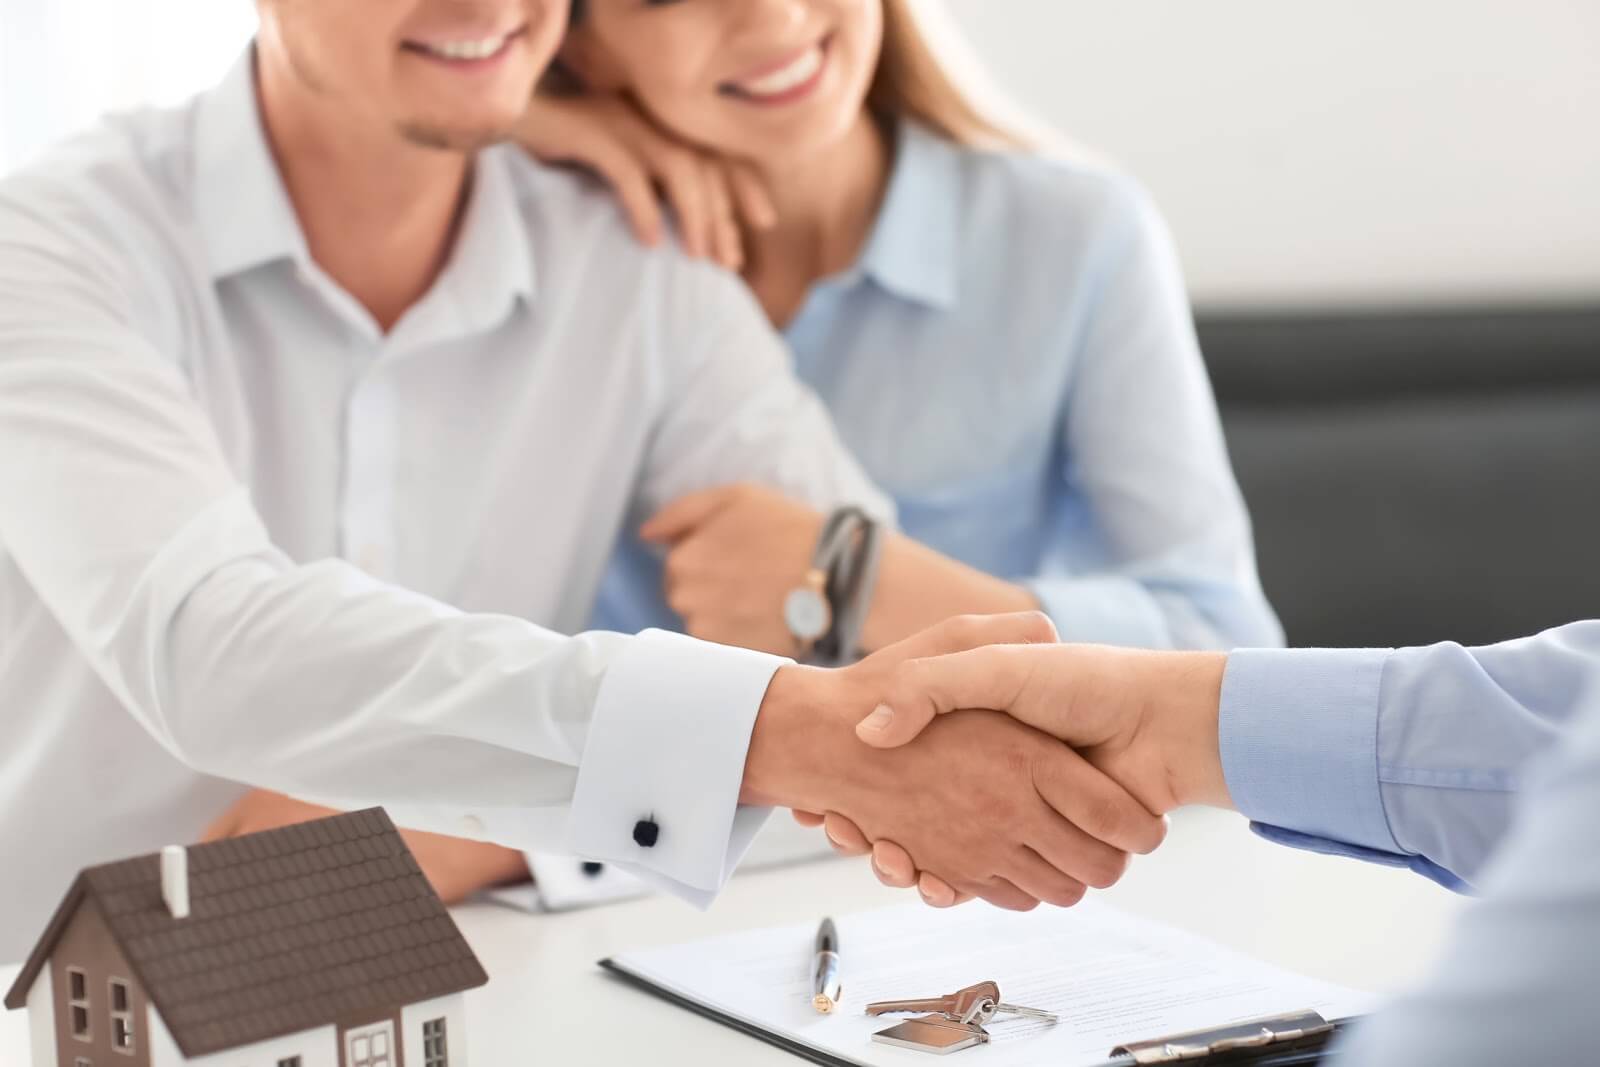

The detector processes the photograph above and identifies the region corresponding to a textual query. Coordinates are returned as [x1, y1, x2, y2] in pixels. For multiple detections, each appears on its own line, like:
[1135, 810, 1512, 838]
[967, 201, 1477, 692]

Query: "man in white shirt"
[0, 0, 1165, 959]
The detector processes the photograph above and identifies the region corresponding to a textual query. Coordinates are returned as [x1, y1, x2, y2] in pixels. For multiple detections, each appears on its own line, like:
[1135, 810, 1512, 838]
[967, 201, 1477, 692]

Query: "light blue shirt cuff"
[1024, 574, 1171, 648]
[1248, 825, 1470, 892]
[1220, 647, 1402, 860]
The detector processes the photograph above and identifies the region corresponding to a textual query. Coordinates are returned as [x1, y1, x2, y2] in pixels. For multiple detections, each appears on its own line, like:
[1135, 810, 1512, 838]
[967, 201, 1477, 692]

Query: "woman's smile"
[719, 36, 833, 106]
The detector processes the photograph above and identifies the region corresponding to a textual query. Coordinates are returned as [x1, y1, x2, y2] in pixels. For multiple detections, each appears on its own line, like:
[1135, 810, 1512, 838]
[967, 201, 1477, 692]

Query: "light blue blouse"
[589, 123, 1282, 651]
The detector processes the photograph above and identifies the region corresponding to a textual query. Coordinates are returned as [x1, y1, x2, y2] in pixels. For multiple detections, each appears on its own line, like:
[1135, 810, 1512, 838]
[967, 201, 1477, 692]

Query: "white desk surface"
[1, 808, 1465, 1066]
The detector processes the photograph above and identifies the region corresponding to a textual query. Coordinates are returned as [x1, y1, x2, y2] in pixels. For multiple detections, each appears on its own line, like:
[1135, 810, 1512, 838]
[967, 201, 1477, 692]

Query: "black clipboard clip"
[1111, 1010, 1336, 1064]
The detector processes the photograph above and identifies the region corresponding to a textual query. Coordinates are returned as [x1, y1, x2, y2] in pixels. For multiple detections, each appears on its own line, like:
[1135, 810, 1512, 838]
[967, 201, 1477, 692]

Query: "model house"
[4, 808, 487, 1067]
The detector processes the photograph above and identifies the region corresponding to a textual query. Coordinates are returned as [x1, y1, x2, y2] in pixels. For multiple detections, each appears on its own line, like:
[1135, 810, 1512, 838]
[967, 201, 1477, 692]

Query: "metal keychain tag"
[871, 1014, 990, 1055]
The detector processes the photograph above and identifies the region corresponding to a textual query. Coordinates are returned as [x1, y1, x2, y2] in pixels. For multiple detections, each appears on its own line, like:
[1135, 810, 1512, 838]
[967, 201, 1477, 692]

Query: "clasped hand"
[762, 614, 1170, 910]
[803, 637, 1228, 907]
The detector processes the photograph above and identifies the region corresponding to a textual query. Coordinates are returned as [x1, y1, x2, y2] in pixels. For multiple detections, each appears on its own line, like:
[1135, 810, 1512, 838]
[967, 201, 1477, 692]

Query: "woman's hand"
[514, 92, 776, 269]
[642, 483, 824, 656]
[643, 482, 1046, 659]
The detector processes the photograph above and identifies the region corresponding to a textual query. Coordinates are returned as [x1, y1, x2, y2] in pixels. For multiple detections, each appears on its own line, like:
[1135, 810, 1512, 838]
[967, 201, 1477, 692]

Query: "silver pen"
[811, 917, 843, 1014]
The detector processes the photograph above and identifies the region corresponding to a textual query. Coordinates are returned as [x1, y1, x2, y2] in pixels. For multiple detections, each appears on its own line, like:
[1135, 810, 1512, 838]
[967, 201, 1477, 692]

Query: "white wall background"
[942, 0, 1600, 308]
[0, 1, 256, 173]
[1, 1, 1596, 308]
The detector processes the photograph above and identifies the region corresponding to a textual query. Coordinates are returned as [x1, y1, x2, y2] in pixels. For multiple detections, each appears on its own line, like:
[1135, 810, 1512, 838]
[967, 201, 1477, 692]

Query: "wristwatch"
[784, 508, 868, 661]
[782, 567, 833, 654]
[785, 507, 885, 664]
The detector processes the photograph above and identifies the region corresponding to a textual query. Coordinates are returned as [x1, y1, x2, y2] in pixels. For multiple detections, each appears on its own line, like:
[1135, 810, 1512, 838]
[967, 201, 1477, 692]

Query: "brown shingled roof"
[4, 808, 488, 1057]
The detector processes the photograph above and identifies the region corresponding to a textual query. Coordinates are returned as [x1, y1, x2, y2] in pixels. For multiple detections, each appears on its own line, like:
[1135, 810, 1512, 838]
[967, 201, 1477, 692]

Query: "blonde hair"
[867, 0, 1027, 149]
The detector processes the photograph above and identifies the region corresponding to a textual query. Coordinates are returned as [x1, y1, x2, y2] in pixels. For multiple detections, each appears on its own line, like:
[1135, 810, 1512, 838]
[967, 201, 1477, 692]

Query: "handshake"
[210, 611, 1236, 910]
[747, 612, 1234, 910]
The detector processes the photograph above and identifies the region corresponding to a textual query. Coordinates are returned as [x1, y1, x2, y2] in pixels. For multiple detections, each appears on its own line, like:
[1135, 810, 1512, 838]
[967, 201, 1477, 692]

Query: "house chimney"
[161, 846, 190, 919]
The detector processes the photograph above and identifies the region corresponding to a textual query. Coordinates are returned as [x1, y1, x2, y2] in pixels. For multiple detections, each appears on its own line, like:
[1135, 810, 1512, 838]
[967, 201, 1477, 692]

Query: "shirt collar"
[191, 46, 537, 327]
[192, 47, 307, 280]
[436, 145, 537, 333]
[855, 121, 964, 310]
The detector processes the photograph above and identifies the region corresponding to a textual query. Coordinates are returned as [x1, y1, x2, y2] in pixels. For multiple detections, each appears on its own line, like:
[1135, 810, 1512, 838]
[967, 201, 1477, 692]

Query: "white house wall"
[402, 993, 468, 1067]
[145, 1005, 338, 1067]
[25, 966, 55, 1067]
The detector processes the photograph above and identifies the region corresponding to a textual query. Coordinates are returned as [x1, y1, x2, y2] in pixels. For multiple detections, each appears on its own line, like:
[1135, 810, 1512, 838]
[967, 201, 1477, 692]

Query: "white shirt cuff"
[567, 629, 787, 906]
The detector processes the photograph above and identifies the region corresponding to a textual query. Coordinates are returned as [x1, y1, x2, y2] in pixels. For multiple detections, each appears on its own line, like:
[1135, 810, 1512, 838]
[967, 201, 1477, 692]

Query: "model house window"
[66, 967, 91, 1040]
[74, 1058, 92, 1067]
[347, 1023, 394, 1067]
[108, 979, 135, 1053]
[277, 1058, 303, 1067]
[423, 1017, 449, 1067]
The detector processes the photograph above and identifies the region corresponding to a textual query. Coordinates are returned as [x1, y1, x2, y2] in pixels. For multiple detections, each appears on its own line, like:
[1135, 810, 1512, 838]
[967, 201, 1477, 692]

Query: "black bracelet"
[814, 510, 882, 666]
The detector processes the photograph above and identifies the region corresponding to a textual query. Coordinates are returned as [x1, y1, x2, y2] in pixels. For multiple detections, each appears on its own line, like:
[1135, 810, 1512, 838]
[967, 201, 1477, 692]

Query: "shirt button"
[458, 814, 486, 838]
[632, 819, 660, 848]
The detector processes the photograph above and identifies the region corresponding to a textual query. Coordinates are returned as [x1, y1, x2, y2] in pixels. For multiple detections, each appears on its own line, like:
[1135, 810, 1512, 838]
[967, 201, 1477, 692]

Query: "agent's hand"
[823, 644, 1228, 905]
[202, 790, 532, 905]
[642, 483, 825, 656]
[746, 616, 1169, 911]
[515, 92, 776, 269]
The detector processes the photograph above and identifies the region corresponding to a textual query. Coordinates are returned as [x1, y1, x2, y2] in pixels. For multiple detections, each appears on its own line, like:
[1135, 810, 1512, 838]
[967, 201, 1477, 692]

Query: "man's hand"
[642, 483, 826, 655]
[824, 643, 1228, 905]
[744, 616, 1169, 910]
[202, 790, 531, 905]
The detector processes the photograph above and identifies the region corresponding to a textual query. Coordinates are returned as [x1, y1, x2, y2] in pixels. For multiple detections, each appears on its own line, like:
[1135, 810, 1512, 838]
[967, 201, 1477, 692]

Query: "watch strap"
[790, 507, 869, 657]
[827, 518, 883, 665]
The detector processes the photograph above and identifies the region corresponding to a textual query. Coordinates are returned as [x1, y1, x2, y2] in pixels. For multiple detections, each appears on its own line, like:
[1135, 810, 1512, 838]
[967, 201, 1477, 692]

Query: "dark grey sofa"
[1199, 306, 1600, 649]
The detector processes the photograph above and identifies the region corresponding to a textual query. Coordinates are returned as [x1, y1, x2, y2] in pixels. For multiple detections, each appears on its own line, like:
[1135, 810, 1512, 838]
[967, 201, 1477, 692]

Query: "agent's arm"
[1330, 685, 1600, 1065]
[847, 621, 1600, 898]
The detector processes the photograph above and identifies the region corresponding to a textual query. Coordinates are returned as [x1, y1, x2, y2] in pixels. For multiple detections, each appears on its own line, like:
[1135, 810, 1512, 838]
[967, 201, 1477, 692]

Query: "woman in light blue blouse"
[517, 0, 1282, 655]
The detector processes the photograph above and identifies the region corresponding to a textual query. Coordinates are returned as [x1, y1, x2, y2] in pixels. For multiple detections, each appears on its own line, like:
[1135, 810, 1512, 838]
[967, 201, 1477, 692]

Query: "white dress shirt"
[0, 51, 887, 961]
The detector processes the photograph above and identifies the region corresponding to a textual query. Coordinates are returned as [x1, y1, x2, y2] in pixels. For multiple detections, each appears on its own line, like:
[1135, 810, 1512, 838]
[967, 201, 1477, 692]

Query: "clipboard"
[1111, 1010, 1350, 1065]
[601, 958, 1352, 1066]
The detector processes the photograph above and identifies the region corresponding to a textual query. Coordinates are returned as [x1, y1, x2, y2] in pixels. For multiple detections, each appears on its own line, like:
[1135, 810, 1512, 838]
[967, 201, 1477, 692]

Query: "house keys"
[866, 981, 1058, 1056]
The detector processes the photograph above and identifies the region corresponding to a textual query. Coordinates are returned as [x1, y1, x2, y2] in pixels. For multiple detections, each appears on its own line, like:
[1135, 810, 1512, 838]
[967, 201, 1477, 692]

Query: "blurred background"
[3, 0, 1597, 648]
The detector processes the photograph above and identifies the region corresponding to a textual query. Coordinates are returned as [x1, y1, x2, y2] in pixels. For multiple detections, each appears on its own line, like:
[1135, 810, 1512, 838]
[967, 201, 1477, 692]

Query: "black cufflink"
[632, 818, 660, 848]
[582, 861, 605, 878]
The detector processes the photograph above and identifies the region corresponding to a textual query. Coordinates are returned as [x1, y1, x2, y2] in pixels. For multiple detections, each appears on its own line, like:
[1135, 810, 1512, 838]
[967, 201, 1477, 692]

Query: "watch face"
[784, 588, 831, 642]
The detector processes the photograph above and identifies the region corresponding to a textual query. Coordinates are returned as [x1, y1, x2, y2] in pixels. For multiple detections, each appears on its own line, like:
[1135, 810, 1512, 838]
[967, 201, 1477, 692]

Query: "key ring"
[992, 1002, 1059, 1023]
[965, 997, 1058, 1025]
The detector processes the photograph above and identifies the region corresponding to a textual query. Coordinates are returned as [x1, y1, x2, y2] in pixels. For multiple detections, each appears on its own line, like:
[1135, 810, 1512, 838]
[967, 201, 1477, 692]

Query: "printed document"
[606, 898, 1376, 1066]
